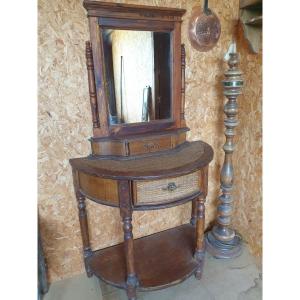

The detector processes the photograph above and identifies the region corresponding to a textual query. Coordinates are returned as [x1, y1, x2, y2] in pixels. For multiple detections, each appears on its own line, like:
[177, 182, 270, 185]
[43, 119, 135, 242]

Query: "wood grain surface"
[38, 0, 262, 282]
[88, 224, 198, 290]
[70, 141, 213, 180]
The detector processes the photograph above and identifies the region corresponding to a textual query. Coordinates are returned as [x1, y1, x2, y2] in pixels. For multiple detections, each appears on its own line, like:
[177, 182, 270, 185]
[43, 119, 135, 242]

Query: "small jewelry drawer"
[90, 129, 187, 157]
[132, 171, 200, 206]
[128, 137, 172, 155]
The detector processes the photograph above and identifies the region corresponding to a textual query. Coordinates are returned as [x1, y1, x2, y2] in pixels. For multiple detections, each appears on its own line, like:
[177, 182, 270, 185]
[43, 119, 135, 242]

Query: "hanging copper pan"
[188, 0, 221, 52]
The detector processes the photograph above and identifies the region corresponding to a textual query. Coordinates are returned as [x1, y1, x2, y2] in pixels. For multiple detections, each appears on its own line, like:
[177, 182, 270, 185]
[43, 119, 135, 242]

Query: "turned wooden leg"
[72, 169, 93, 277]
[76, 191, 93, 277]
[194, 167, 208, 279]
[194, 194, 206, 280]
[190, 199, 197, 226]
[119, 181, 139, 300]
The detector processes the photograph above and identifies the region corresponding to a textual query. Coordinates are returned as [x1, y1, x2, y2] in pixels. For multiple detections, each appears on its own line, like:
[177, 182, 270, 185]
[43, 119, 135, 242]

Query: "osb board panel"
[232, 24, 262, 262]
[38, 0, 262, 282]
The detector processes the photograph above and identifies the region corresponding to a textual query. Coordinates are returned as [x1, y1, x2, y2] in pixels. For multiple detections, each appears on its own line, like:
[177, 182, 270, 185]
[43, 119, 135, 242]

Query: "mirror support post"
[86, 41, 100, 129]
[180, 44, 186, 127]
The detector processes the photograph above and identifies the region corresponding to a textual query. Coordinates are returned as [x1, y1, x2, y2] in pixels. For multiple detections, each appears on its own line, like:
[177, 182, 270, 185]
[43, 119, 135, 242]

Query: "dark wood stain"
[90, 128, 188, 157]
[83, 0, 186, 138]
[70, 141, 213, 180]
[87, 224, 198, 290]
[69, 2, 214, 299]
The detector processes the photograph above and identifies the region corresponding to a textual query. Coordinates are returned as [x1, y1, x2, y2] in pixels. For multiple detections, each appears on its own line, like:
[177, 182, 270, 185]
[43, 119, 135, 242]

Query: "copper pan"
[188, 0, 221, 52]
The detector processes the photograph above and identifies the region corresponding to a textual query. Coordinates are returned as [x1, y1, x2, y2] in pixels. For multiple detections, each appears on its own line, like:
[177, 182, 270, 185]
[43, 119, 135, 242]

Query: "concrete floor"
[43, 245, 262, 300]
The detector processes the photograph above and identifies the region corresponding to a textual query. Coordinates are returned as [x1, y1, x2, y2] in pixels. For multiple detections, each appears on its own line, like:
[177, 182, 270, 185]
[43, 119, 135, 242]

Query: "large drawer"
[132, 171, 200, 206]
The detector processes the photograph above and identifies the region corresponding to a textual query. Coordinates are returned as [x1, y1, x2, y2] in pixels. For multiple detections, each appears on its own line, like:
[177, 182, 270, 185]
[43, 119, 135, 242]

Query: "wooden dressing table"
[70, 2, 214, 299]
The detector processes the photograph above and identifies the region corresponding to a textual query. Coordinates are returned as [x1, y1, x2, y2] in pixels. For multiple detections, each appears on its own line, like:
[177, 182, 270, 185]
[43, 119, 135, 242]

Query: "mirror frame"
[83, 1, 186, 138]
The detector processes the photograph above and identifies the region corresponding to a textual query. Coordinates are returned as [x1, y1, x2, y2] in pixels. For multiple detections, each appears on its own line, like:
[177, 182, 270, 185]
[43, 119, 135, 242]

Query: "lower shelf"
[88, 224, 198, 291]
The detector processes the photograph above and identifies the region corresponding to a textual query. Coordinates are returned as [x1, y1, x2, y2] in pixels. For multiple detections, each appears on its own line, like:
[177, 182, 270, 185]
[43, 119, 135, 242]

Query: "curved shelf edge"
[87, 224, 199, 291]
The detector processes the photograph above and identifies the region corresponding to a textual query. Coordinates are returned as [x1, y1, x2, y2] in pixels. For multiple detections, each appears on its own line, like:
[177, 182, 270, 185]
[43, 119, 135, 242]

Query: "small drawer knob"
[163, 182, 178, 192]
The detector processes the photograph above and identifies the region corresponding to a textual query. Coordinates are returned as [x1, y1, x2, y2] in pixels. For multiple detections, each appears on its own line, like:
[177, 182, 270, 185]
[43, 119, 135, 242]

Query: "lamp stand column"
[205, 51, 244, 258]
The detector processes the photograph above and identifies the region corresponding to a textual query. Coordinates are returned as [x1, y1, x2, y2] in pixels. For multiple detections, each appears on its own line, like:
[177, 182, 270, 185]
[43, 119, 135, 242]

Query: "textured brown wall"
[38, 0, 262, 282]
[232, 25, 262, 261]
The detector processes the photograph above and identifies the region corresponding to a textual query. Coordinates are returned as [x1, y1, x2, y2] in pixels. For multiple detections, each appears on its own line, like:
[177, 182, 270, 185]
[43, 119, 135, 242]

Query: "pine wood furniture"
[69, 2, 214, 299]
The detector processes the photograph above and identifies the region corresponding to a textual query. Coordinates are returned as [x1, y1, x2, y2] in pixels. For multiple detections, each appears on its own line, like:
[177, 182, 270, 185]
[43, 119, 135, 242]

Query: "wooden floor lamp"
[205, 47, 244, 258]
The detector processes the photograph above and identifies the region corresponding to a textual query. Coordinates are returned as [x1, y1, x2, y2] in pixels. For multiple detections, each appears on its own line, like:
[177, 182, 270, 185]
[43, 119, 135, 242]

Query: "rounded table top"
[70, 141, 213, 180]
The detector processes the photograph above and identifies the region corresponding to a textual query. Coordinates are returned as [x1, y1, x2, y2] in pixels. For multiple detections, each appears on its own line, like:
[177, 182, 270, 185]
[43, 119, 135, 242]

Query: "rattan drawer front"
[133, 171, 200, 206]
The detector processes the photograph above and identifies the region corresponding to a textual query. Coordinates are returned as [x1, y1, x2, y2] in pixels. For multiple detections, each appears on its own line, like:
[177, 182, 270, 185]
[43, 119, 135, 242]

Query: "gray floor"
[43, 245, 262, 300]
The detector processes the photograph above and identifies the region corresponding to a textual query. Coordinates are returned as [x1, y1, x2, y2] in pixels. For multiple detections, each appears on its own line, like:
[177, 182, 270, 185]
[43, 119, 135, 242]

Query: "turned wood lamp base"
[204, 49, 245, 261]
[205, 231, 242, 259]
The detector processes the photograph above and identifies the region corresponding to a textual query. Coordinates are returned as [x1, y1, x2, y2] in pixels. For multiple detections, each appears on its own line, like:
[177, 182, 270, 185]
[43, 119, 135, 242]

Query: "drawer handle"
[163, 182, 178, 192]
[144, 142, 159, 151]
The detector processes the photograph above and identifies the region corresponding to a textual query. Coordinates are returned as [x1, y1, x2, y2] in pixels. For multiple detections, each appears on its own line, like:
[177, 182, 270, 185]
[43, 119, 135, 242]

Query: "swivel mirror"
[83, 1, 186, 137]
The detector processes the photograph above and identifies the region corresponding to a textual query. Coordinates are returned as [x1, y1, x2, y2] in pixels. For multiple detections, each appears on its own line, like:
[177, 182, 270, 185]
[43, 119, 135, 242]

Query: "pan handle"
[203, 0, 212, 15]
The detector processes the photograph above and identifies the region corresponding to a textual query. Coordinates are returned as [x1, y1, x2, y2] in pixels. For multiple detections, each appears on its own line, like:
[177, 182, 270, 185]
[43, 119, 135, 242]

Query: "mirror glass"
[102, 29, 172, 124]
